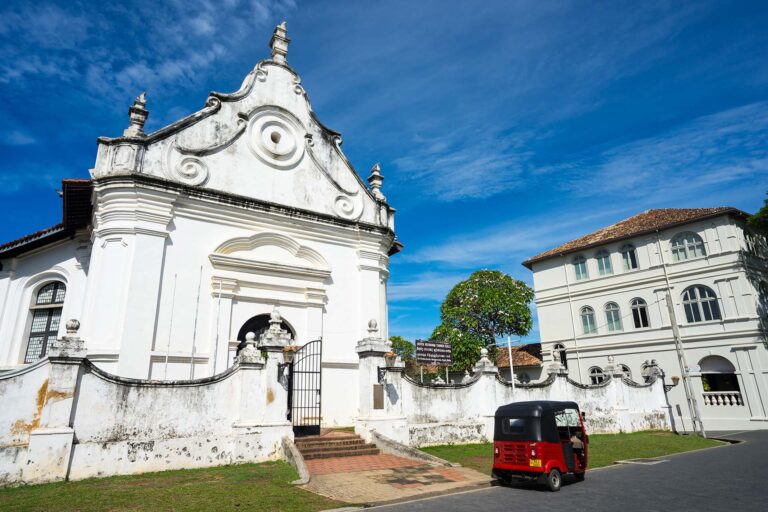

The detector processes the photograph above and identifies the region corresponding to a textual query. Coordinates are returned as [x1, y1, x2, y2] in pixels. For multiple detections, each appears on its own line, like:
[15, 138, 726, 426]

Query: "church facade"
[0, 23, 398, 427]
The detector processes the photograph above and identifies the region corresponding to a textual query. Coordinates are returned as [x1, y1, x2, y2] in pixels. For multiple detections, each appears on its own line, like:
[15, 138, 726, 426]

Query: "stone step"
[300, 446, 381, 460]
[295, 437, 367, 450]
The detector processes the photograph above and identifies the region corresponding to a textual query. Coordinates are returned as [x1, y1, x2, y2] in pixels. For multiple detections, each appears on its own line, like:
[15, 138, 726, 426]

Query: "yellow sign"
[529, 459, 542, 467]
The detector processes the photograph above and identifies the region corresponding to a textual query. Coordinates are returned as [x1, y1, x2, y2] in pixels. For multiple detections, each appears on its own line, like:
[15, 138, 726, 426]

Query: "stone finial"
[269, 21, 290, 64]
[367, 319, 379, 335]
[461, 370, 473, 384]
[66, 319, 81, 335]
[49, 318, 86, 358]
[608, 354, 615, 364]
[236, 331, 264, 365]
[473, 347, 497, 374]
[123, 92, 149, 137]
[258, 308, 293, 350]
[368, 163, 386, 201]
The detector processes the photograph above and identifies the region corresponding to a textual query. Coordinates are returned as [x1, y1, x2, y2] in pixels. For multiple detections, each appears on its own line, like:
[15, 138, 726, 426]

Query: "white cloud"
[388, 271, 471, 302]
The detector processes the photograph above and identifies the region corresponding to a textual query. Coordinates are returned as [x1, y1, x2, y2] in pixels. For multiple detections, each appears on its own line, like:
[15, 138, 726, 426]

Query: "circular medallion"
[247, 110, 305, 169]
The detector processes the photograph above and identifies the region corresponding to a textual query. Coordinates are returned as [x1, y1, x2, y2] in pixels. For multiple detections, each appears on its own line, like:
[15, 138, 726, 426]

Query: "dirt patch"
[10, 379, 48, 436]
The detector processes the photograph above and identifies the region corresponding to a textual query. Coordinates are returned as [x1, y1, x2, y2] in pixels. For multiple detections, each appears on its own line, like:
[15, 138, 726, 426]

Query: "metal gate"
[288, 339, 322, 437]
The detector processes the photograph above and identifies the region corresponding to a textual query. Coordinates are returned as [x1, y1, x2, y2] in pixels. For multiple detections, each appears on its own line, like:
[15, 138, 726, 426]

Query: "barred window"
[589, 367, 606, 385]
[682, 285, 721, 323]
[24, 282, 66, 363]
[671, 232, 706, 262]
[631, 298, 650, 328]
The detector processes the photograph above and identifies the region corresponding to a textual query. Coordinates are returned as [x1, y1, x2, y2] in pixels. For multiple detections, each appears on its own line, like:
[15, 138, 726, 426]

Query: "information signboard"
[415, 339, 453, 366]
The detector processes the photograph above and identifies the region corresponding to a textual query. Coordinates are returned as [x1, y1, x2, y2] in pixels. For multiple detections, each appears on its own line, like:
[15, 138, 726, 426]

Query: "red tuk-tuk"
[492, 400, 588, 491]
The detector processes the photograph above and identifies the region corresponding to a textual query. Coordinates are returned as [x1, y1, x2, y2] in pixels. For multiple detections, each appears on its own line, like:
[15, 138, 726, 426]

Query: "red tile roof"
[0, 179, 93, 258]
[495, 343, 542, 368]
[523, 207, 749, 269]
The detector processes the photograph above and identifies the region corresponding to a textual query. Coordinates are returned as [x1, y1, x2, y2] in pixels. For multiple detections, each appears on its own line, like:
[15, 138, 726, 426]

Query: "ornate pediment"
[92, 23, 394, 230]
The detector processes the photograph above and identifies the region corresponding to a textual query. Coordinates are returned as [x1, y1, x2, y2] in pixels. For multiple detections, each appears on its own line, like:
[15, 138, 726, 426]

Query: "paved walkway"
[373, 430, 768, 511]
[302, 453, 490, 505]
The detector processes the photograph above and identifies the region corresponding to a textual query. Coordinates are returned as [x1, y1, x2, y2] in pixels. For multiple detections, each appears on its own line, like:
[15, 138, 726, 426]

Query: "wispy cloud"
[537, 102, 768, 205]
[3, 130, 37, 146]
[0, 1, 296, 104]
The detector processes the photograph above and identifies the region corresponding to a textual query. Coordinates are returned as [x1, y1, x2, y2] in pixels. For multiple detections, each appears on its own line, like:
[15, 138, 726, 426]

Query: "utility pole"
[665, 291, 706, 438]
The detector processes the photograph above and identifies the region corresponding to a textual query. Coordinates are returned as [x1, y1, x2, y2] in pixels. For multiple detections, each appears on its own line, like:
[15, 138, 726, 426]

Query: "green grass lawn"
[421, 431, 724, 476]
[0, 461, 342, 512]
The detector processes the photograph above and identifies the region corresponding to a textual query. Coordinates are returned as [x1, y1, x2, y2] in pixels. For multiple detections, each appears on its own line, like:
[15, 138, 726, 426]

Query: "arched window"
[671, 232, 706, 261]
[619, 364, 632, 380]
[573, 256, 588, 281]
[580, 306, 597, 335]
[621, 244, 638, 271]
[630, 298, 650, 328]
[682, 285, 722, 323]
[596, 250, 612, 276]
[604, 302, 622, 332]
[699, 356, 741, 404]
[554, 343, 568, 369]
[24, 281, 66, 363]
[589, 367, 605, 385]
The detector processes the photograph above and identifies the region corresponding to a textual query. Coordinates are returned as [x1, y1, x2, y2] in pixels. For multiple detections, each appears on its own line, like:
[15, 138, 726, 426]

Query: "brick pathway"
[301, 452, 491, 505]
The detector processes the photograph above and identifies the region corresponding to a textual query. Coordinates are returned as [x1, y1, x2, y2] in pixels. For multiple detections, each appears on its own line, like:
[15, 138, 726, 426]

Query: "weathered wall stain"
[10, 379, 48, 437]
[266, 388, 274, 404]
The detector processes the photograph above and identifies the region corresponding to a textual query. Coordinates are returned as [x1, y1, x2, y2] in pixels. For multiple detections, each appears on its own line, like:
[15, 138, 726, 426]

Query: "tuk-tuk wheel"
[545, 468, 562, 492]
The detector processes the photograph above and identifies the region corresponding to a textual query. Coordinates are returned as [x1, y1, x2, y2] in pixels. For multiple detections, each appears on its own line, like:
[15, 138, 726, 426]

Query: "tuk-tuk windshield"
[496, 416, 540, 441]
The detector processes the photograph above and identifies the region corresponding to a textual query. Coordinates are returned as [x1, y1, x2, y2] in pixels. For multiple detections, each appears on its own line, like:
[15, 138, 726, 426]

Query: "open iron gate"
[288, 339, 322, 437]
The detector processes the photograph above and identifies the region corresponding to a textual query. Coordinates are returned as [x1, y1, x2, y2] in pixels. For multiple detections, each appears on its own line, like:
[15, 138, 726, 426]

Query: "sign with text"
[415, 339, 453, 366]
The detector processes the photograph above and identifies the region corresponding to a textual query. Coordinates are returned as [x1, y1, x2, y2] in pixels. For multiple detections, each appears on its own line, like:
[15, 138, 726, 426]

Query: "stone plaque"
[373, 384, 384, 410]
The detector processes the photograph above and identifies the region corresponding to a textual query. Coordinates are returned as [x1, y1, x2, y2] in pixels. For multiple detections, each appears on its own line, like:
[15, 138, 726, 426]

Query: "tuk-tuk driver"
[570, 432, 585, 466]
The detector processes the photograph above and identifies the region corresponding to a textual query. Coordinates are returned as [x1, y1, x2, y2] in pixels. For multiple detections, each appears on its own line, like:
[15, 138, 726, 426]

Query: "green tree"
[430, 269, 534, 371]
[389, 336, 415, 361]
[748, 192, 768, 234]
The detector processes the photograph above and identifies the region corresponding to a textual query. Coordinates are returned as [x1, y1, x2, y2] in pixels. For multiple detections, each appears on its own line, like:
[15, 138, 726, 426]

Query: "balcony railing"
[702, 391, 743, 406]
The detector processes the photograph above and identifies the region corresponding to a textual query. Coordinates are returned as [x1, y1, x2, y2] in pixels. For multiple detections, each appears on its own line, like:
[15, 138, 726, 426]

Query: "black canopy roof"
[495, 401, 579, 417]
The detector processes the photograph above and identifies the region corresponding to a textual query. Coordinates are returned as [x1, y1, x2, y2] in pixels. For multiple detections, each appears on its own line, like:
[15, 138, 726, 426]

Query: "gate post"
[355, 320, 407, 443]
[256, 310, 293, 433]
[22, 320, 87, 484]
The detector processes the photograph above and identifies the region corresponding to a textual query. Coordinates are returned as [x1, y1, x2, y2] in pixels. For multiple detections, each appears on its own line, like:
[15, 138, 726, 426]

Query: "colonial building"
[0, 23, 398, 426]
[524, 208, 768, 431]
[494, 343, 543, 383]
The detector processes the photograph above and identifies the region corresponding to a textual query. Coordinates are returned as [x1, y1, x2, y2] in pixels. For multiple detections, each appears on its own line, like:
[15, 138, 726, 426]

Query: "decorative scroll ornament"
[171, 157, 209, 186]
[247, 110, 305, 169]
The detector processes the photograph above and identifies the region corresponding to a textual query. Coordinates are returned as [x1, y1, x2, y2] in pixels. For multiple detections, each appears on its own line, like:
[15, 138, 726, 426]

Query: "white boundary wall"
[355, 340, 671, 447]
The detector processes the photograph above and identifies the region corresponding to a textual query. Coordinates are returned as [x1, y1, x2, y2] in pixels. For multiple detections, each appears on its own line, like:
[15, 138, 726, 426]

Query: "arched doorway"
[236, 314, 296, 353]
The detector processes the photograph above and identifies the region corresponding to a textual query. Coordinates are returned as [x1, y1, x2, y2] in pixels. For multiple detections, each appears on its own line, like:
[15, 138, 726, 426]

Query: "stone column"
[22, 320, 86, 484]
[473, 348, 500, 441]
[354, 320, 407, 443]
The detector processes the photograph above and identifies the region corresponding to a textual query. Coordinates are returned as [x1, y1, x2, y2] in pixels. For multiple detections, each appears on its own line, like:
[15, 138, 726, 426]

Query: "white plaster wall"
[0, 239, 89, 369]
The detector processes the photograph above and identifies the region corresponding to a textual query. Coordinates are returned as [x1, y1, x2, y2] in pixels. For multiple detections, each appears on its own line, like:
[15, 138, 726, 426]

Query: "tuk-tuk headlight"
[494, 446, 499, 457]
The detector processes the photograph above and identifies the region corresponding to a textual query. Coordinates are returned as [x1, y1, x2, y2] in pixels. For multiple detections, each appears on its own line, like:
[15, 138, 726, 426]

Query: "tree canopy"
[430, 269, 534, 371]
[389, 335, 414, 361]
[748, 192, 768, 234]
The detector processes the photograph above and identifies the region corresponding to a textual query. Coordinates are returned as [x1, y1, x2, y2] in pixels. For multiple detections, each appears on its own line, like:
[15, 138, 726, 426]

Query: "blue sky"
[1, 0, 767, 344]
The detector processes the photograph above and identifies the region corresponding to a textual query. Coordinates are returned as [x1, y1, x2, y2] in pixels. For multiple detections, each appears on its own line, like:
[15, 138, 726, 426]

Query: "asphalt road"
[373, 430, 768, 512]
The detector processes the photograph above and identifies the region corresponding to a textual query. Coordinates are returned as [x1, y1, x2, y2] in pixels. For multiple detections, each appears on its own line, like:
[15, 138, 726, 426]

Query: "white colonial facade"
[525, 209, 768, 431]
[0, 23, 397, 427]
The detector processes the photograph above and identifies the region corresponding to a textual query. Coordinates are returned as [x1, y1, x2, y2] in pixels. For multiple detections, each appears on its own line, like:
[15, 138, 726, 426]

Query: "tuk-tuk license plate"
[529, 459, 542, 467]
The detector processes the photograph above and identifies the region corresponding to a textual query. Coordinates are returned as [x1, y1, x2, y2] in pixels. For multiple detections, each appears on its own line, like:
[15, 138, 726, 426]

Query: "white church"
[0, 23, 398, 427]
